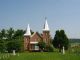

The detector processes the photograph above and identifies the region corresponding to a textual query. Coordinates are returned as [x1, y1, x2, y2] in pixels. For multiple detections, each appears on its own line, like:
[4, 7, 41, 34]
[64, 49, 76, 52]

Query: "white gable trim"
[30, 32, 36, 37]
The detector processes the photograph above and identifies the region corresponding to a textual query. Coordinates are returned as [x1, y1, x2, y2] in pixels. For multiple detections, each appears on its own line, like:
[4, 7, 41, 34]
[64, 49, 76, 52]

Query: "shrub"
[45, 45, 54, 52]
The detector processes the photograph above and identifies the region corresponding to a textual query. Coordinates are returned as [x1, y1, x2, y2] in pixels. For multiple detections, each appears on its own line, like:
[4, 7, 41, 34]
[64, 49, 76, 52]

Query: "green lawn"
[0, 52, 80, 60]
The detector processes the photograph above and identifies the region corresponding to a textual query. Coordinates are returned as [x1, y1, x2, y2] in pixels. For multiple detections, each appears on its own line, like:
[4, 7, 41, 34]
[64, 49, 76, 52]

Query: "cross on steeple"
[43, 17, 50, 31]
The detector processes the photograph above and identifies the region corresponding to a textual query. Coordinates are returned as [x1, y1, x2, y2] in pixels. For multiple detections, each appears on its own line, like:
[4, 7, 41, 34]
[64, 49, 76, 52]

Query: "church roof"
[31, 32, 43, 39]
[43, 18, 50, 31]
[24, 24, 31, 36]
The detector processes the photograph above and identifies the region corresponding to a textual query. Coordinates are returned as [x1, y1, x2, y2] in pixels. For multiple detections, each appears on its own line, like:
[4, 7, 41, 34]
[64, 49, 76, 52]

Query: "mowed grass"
[0, 52, 80, 60]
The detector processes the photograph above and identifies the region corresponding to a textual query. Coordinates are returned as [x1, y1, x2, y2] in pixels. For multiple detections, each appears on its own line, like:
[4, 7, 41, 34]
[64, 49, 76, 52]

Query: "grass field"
[0, 43, 80, 60]
[0, 51, 80, 60]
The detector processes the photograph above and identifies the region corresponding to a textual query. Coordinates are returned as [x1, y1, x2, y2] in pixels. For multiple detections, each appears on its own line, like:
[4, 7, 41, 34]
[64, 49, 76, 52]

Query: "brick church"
[24, 19, 51, 51]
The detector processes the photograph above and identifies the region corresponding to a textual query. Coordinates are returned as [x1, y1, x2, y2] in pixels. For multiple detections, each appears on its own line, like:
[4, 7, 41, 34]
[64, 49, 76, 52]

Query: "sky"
[0, 0, 80, 38]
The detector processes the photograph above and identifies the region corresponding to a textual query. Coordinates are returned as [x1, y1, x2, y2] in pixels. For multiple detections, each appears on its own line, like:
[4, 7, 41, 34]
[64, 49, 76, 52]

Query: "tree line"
[0, 28, 69, 53]
[0, 28, 25, 53]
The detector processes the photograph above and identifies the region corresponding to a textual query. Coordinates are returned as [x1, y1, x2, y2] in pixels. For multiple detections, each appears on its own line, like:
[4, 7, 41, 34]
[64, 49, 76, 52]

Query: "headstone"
[3, 55, 4, 59]
[72, 49, 74, 52]
[0, 57, 1, 59]
[62, 46, 65, 54]
[17, 53, 19, 56]
[13, 50, 16, 56]
[5, 55, 7, 58]
[7, 54, 10, 57]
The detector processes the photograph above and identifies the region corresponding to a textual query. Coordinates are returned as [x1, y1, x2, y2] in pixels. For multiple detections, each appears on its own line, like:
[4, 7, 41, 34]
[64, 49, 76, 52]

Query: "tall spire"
[24, 24, 31, 36]
[43, 17, 50, 31]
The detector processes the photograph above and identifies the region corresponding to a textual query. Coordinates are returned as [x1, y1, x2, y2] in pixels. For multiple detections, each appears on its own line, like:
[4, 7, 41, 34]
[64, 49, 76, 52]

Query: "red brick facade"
[30, 32, 42, 42]
[42, 31, 51, 45]
[24, 31, 51, 51]
[24, 36, 30, 50]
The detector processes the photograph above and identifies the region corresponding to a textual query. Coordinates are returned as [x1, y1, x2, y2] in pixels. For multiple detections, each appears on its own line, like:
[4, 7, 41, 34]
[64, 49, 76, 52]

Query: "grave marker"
[62, 46, 65, 54]
[13, 50, 16, 55]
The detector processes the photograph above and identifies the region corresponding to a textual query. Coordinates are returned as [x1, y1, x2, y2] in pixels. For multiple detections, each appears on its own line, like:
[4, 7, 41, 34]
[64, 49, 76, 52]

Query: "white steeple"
[24, 24, 31, 36]
[43, 17, 50, 31]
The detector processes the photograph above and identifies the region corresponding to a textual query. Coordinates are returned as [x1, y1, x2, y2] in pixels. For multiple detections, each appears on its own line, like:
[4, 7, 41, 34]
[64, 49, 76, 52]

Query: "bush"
[45, 45, 54, 52]
[7, 40, 21, 53]
[37, 41, 46, 51]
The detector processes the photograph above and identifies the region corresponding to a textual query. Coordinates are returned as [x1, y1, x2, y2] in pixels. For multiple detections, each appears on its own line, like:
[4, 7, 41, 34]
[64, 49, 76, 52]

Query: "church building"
[24, 18, 51, 51]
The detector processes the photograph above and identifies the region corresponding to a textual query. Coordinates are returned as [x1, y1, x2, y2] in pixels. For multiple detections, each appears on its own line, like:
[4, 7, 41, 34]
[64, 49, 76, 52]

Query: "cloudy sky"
[0, 0, 80, 38]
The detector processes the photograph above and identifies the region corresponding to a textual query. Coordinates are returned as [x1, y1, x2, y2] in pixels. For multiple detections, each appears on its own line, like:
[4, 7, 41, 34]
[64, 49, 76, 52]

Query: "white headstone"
[62, 46, 65, 54]
[13, 50, 16, 55]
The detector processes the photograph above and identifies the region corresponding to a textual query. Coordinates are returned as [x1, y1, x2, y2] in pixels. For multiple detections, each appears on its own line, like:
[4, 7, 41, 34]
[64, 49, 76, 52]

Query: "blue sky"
[0, 0, 80, 38]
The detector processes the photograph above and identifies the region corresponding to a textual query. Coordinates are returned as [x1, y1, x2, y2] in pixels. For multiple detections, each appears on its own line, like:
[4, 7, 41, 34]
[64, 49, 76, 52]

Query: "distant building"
[24, 18, 51, 51]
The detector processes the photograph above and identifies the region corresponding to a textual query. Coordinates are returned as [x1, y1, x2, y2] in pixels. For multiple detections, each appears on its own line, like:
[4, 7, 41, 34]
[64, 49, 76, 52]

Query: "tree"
[7, 41, 21, 53]
[6, 28, 14, 40]
[6, 29, 24, 52]
[13, 29, 25, 39]
[52, 30, 69, 52]
[0, 42, 5, 52]
[0, 29, 6, 39]
[38, 40, 54, 52]
[37, 41, 46, 51]
[0, 28, 25, 53]
[0, 29, 6, 53]
[13, 29, 25, 52]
